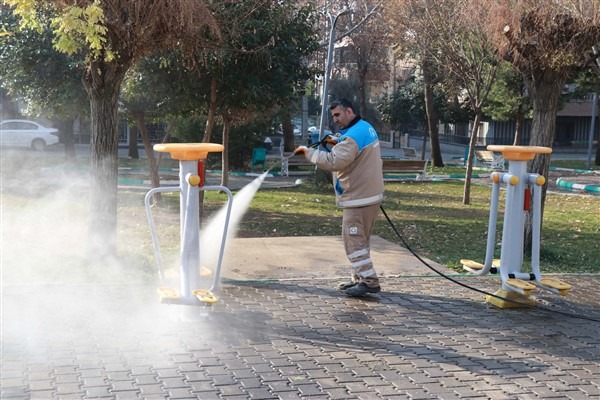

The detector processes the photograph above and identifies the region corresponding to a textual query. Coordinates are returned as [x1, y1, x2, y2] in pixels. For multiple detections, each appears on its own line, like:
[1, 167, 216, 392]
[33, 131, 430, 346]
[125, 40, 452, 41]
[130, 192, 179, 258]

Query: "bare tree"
[385, 0, 447, 167]
[486, 0, 600, 247]
[340, 1, 390, 119]
[423, 0, 499, 204]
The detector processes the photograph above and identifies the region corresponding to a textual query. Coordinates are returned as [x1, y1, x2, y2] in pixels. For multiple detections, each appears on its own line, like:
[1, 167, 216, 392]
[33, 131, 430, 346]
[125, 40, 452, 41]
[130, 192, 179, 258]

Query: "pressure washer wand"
[267, 135, 334, 174]
[283, 136, 328, 160]
[283, 151, 299, 160]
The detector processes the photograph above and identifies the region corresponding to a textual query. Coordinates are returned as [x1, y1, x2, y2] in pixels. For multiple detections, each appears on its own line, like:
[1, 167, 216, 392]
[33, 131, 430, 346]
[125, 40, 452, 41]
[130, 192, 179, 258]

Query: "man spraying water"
[295, 98, 384, 297]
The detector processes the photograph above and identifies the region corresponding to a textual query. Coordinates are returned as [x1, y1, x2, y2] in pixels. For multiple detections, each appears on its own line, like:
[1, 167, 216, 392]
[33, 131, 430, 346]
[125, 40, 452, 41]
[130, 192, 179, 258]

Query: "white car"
[0, 119, 60, 151]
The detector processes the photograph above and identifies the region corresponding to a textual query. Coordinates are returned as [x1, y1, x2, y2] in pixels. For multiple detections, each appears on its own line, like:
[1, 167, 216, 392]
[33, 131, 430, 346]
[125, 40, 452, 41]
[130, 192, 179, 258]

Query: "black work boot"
[338, 281, 358, 290]
[345, 283, 381, 297]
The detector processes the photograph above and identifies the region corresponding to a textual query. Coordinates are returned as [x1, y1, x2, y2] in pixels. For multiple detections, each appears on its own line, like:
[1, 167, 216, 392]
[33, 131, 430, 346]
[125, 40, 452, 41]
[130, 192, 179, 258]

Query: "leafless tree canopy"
[488, 0, 600, 76]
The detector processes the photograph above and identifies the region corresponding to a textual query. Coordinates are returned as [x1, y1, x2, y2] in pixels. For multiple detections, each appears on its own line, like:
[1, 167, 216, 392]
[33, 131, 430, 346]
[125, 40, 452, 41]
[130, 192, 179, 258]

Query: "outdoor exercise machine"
[460, 145, 571, 308]
[145, 143, 233, 307]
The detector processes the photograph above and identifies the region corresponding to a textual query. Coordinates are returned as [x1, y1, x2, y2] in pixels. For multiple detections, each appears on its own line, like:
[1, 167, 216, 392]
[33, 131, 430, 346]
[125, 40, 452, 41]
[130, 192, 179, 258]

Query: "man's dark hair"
[329, 98, 354, 112]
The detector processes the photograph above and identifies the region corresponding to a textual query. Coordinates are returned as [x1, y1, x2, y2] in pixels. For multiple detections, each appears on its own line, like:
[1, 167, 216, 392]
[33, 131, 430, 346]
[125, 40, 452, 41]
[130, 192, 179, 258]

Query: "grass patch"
[550, 159, 599, 171]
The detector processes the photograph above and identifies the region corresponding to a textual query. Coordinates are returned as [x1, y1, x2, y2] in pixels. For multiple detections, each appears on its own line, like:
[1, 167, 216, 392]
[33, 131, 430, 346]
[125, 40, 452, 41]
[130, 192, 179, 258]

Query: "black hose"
[380, 205, 600, 323]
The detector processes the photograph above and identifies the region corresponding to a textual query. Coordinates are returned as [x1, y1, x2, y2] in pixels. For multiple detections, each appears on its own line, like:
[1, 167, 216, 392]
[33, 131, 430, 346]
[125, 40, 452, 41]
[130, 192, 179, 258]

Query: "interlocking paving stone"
[244, 387, 277, 399]
[355, 392, 384, 400]
[1, 275, 598, 399]
[267, 381, 295, 392]
[276, 392, 302, 400]
[84, 386, 113, 397]
[55, 383, 81, 395]
[324, 387, 352, 399]
[29, 390, 55, 399]
[112, 391, 141, 400]
[189, 380, 216, 392]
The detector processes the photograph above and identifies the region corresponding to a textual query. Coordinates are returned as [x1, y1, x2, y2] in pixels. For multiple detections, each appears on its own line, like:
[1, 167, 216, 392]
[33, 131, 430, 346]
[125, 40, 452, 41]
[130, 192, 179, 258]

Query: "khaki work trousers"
[342, 202, 381, 288]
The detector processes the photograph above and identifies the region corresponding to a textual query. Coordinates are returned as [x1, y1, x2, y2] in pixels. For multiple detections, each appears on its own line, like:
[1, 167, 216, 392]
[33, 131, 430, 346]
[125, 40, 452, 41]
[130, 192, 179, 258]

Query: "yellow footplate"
[540, 278, 571, 296]
[193, 289, 218, 303]
[506, 278, 537, 296]
[461, 259, 483, 270]
[158, 287, 181, 301]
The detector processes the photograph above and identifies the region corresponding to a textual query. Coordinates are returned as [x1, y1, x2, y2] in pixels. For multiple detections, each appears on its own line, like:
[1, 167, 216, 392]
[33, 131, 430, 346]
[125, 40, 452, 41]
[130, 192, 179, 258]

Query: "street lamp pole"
[318, 8, 350, 141]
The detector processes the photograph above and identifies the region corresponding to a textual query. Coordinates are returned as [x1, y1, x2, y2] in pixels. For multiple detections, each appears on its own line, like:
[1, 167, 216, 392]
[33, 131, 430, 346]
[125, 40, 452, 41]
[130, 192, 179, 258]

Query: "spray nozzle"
[306, 134, 336, 152]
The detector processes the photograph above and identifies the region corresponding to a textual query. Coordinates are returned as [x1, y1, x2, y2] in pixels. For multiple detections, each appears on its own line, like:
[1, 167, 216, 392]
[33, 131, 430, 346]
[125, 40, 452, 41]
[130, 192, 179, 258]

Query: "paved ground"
[2, 274, 599, 400]
[2, 235, 599, 400]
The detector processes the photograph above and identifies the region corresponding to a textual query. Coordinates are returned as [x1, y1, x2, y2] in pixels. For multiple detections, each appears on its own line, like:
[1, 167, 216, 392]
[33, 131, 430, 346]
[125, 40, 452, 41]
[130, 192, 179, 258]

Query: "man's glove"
[294, 146, 308, 155]
[325, 135, 339, 147]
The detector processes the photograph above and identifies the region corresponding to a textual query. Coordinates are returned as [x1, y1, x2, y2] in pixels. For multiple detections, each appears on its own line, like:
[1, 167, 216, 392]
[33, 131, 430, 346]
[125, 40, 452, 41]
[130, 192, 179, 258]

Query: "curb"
[556, 177, 600, 194]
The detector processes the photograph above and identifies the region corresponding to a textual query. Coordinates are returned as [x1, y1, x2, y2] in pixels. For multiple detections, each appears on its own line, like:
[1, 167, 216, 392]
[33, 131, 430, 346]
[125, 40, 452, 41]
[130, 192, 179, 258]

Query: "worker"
[295, 98, 384, 296]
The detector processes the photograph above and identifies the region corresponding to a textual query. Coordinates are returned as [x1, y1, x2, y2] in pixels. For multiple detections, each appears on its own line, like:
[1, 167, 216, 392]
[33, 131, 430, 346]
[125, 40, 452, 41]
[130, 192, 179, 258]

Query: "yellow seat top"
[193, 289, 218, 303]
[153, 143, 224, 160]
[540, 277, 571, 290]
[460, 259, 483, 269]
[157, 287, 180, 300]
[486, 145, 552, 161]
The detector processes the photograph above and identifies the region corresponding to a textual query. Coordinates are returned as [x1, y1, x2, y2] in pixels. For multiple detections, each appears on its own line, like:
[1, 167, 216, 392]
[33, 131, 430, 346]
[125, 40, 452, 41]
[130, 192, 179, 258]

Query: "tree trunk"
[523, 73, 566, 249]
[127, 125, 139, 158]
[203, 77, 218, 143]
[594, 136, 600, 165]
[358, 69, 368, 118]
[463, 111, 482, 205]
[83, 59, 128, 262]
[421, 121, 428, 160]
[157, 120, 174, 170]
[422, 59, 444, 167]
[282, 110, 295, 152]
[87, 80, 122, 260]
[59, 118, 76, 160]
[221, 112, 230, 187]
[132, 111, 161, 205]
[513, 106, 523, 146]
[595, 100, 600, 166]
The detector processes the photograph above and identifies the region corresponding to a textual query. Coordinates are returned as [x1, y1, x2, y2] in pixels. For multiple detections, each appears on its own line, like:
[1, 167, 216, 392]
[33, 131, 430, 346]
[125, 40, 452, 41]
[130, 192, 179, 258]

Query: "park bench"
[401, 146, 418, 159]
[382, 159, 428, 181]
[475, 150, 505, 169]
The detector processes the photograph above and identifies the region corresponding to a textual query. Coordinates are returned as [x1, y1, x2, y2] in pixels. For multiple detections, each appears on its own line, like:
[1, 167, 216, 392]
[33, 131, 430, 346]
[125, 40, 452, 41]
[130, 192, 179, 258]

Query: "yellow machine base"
[486, 289, 535, 309]
[193, 289, 218, 303]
